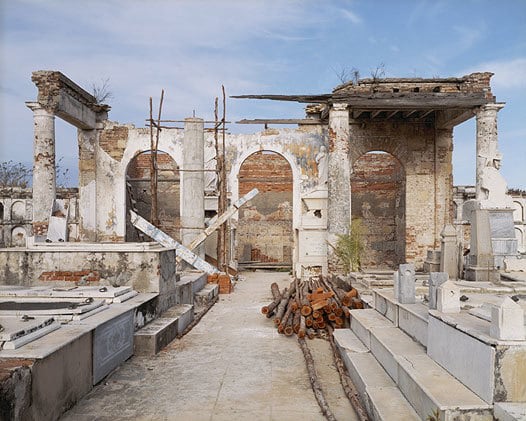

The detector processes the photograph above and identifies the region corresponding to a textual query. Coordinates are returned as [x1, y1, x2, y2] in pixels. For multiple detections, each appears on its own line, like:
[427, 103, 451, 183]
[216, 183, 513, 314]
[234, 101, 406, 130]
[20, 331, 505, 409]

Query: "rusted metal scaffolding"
[144, 87, 230, 271]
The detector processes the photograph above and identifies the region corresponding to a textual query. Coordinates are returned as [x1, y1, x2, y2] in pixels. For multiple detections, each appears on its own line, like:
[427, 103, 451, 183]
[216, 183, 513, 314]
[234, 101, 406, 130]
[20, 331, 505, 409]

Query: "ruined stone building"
[1, 70, 522, 282]
[1, 70, 526, 421]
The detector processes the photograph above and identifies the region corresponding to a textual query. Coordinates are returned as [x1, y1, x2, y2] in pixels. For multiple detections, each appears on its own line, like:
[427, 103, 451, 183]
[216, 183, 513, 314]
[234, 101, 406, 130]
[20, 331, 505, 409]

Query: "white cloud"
[340, 9, 362, 24]
[462, 58, 526, 89]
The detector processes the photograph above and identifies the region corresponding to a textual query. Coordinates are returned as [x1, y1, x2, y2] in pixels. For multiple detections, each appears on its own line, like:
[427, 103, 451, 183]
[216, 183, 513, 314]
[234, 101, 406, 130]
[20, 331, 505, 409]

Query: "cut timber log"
[261, 282, 281, 316]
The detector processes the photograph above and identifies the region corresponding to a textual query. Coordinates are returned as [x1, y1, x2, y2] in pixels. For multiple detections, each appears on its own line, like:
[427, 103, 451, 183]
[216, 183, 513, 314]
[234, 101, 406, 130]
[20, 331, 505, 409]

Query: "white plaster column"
[476, 103, 505, 199]
[181, 117, 205, 257]
[78, 128, 97, 241]
[327, 103, 350, 271]
[26, 102, 56, 236]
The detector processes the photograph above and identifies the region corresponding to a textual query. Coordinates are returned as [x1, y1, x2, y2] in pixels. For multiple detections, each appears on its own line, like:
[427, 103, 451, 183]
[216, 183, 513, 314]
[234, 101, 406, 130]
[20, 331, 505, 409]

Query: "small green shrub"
[328, 218, 364, 274]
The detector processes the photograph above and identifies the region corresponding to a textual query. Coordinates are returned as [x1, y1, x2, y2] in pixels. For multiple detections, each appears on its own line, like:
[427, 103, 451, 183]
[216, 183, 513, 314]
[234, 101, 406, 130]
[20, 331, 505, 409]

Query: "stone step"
[351, 309, 493, 420]
[350, 309, 394, 348]
[494, 402, 526, 421]
[334, 330, 420, 421]
[134, 304, 194, 356]
[194, 283, 218, 307]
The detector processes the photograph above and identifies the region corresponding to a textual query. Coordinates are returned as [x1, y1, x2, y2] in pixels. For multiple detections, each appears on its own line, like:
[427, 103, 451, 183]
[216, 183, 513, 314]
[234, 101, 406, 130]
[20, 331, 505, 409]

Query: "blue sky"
[0, 0, 525, 188]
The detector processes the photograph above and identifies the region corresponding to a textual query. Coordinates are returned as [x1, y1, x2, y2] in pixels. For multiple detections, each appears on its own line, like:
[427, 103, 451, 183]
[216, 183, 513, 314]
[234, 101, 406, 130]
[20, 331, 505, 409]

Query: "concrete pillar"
[428, 272, 448, 310]
[397, 263, 416, 304]
[436, 280, 460, 313]
[327, 103, 350, 271]
[490, 297, 525, 341]
[26, 102, 56, 236]
[476, 103, 504, 200]
[440, 224, 458, 279]
[181, 117, 205, 258]
[78, 129, 97, 241]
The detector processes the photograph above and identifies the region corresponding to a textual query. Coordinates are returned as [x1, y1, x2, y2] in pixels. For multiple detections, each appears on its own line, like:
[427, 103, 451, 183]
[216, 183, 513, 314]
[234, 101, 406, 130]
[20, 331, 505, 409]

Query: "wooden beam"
[371, 110, 383, 119]
[236, 118, 322, 125]
[419, 109, 435, 119]
[403, 110, 418, 118]
[231, 94, 331, 103]
[352, 110, 365, 119]
[386, 110, 399, 119]
[333, 92, 488, 109]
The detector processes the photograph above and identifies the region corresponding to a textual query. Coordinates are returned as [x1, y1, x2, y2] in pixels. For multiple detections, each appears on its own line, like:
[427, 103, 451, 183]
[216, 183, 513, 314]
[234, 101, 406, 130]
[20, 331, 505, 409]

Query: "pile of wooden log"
[261, 275, 363, 339]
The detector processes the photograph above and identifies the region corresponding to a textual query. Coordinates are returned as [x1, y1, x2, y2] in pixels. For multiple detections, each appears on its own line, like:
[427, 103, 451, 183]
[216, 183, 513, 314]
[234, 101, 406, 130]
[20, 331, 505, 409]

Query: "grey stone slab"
[398, 304, 428, 347]
[397, 354, 492, 420]
[93, 309, 134, 384]
[0, 324, 91, 359]
[427, 314, 495, 403]
[489, 210, 515, 238]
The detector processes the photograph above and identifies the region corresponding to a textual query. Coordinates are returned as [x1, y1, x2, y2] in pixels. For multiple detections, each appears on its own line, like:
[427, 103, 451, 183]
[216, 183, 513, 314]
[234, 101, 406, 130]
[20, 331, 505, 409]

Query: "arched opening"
[351, 151, 406, 269]
[11, 201, 26, 221]
[125, 151, 180, 241]
[516, 227, 524, 253]
[513, 201, 524, 222]
[237, 151, 293, 267]
[12, 226, 27, 247]
[0, 202, 4, 220]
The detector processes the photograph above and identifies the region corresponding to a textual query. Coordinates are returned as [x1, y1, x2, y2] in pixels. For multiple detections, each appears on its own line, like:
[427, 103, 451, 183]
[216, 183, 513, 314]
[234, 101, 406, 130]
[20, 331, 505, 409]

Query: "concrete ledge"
[427, 313, 496, 403]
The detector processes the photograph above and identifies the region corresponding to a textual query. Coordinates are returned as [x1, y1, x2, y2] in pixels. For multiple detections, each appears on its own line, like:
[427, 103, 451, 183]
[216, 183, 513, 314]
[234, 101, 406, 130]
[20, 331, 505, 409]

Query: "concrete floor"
[61, 271, 358, 421]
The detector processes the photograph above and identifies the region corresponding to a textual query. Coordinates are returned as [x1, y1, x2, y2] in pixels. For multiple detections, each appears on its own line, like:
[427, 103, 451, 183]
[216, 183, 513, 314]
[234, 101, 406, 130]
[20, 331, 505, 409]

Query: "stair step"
[350, 309, 393, 348]
[194, 283, 218, 306]
[162, 304, 194, 334]
[351, 308, 492, 420]
[494, 402, 526, 421]
[133, 304, 194, 356]
[339, 348, 420, 420]
[397, 354, 492, 420]
[134, 317, 178, 356]
[369, 326, 426, 383]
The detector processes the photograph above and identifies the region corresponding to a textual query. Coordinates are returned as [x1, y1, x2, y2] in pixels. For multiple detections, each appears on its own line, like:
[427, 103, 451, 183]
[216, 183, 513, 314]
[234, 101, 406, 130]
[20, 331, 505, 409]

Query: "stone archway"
[125, 151, 180, 241]
[237, 151, 293, 266]
[351, 151, 406, 269]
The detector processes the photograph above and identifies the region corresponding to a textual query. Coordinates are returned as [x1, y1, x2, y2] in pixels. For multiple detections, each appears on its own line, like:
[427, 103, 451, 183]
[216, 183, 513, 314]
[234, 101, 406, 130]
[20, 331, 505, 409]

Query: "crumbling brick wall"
[351, 152, 405, 269]
[126, 152, 180, 241]
[238, 152, 293, 264]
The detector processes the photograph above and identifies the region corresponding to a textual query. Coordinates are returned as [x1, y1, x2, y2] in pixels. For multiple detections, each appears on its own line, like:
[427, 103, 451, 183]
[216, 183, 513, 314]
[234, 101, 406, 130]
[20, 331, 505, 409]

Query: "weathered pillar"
[475, 103, 504, 199]
[26, 102, 56, 236]
[440, 224, 458, 280]
[181, 117, 205, 258]
[327, 103, 350, 272]
[78, 129, 97, 241]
